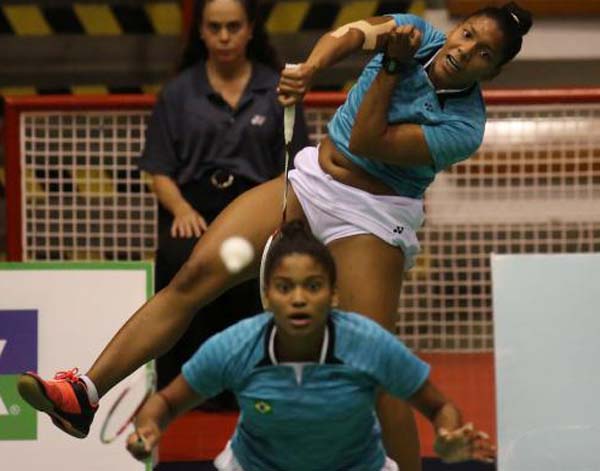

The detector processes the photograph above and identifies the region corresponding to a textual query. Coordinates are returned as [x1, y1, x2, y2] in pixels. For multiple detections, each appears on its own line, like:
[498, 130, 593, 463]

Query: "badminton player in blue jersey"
[20, 2, 530, 470]
[126, 221, 494, 470]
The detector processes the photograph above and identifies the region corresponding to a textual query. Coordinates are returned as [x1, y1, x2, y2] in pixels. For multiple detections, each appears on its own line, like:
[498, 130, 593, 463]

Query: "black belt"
[209, 169, 235, 189]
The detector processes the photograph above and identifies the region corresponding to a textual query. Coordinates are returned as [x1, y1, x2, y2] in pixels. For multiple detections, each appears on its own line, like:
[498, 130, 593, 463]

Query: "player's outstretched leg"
[17, 176, 306, 438]
[18, 369, 97, 438]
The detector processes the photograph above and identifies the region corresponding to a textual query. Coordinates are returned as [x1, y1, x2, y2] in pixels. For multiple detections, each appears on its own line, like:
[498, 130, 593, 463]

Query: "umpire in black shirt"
[137, 0, 308, 408]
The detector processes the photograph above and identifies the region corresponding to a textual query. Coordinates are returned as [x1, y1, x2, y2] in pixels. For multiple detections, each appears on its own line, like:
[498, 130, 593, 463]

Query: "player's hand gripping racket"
[260, 64, 298, 308]
[100, 369, 156, 449]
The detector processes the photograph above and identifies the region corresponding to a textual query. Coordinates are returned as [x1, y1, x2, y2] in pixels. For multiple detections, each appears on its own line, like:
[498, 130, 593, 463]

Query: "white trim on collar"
[268, 324, 329, 365]
[423, 48, 441, 70]
[423, 49, 470, 95]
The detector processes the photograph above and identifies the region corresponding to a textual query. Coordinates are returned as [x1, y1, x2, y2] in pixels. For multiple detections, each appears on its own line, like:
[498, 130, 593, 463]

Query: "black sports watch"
[381, 54, 402, 75]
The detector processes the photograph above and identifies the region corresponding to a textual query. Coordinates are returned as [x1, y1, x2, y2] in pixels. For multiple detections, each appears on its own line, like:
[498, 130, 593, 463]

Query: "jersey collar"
[420, 48, 473, 96]
[256, 316, 343, 367]
[268, 323, 330, 365]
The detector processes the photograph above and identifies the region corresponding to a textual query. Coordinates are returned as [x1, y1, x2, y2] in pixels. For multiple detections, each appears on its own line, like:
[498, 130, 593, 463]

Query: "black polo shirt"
[138, 61, 309, 186]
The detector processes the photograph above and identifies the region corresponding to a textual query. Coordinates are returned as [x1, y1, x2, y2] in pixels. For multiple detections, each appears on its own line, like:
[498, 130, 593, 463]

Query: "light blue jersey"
[328, 14, 486, 199]
[182, 310, 430, 471]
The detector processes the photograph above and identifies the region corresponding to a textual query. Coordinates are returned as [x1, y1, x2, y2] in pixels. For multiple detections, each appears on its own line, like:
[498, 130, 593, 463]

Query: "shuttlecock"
[220, 236, 254, 273]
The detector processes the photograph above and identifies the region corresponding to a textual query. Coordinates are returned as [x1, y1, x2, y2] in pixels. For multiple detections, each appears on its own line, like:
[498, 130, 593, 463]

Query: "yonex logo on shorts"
[393, 226, 404, 235]
[0, 310, 38, 440]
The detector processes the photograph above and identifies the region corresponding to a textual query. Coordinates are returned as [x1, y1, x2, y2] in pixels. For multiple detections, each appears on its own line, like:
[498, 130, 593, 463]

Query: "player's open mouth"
[446, 55, 461, 72]
[289, 313, 312, 327]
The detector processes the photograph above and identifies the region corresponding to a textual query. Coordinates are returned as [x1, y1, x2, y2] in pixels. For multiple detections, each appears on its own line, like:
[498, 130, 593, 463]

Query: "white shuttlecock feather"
[220, 236, 254, 273]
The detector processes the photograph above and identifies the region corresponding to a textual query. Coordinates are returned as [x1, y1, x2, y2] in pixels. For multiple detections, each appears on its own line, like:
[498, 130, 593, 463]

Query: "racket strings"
[100, 370, 156, 444]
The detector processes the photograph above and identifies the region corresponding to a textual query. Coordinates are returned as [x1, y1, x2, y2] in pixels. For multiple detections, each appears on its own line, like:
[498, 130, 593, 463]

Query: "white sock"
[79, 375, 99, 405]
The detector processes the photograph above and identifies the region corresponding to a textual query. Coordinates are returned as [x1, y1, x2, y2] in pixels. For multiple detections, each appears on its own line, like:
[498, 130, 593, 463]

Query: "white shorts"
[214, 441, 400, 471]
[288, 147, 424, 270]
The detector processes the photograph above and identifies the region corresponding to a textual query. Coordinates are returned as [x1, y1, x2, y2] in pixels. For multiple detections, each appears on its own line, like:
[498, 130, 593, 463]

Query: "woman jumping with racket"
[20, 2, 531, 469]
[125, 220, 495, 470]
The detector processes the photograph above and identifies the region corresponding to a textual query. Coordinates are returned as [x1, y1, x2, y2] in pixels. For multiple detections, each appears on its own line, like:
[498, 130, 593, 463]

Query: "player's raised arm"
[348, 24, 434, 167]
[408, 380, 496, 463]
[126, 375, 205, 462]
[278, 16, 397, 106]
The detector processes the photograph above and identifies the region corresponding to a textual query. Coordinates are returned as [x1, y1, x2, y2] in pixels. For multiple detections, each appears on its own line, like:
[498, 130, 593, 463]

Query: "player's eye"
[305, 280, 323, 292]
[274, 281, 292, 293]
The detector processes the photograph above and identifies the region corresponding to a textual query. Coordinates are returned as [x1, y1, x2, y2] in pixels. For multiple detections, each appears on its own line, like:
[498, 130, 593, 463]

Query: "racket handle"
[283, 63, 299, 144]
[284, 107, 295, 144]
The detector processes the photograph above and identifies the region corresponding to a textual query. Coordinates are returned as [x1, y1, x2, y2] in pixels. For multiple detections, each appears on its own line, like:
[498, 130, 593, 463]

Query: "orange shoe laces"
[54, 368, 80, 382]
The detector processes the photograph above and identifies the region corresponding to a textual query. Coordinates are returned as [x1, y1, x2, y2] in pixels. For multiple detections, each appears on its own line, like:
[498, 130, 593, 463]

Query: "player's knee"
[170, 253, 221, 295]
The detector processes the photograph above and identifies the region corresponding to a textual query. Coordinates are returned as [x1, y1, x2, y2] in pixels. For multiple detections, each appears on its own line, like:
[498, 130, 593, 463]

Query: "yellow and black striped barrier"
[0, 1, 425, 96]
[265, 0, 423, 33]
[0, 1, 424, 36]
[0, 3, 182, 35]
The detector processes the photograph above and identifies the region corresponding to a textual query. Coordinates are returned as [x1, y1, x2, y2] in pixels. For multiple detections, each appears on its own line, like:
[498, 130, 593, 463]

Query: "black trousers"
[155, 174, 263, 410]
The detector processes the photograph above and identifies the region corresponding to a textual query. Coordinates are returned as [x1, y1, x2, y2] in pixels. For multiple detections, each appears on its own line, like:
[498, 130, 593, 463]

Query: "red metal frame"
[483, 87, 600, 105]
[4, 99, 22, 261]
[4, 89, 600, 261]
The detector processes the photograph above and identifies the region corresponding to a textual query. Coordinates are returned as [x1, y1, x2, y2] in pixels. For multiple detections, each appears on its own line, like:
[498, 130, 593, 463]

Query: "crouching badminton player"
[126, 220, 494, 470]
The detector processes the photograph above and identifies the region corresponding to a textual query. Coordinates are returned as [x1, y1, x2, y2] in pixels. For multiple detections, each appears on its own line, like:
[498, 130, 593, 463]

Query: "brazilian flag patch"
[254, 400, 272, 414]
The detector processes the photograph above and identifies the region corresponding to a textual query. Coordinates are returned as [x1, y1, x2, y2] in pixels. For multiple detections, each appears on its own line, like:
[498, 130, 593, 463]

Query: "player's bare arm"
[348, 25, 433, 167]
[408, 380, 495, 463]
[278, 16, 397, 106]
[127, 375, 205, 461]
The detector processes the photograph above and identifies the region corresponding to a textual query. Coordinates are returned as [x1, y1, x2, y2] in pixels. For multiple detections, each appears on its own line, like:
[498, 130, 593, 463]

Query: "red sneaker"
[18, 368, 98, 438]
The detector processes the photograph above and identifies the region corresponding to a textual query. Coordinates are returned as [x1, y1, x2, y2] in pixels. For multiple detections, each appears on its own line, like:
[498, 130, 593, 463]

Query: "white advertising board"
[0, 262, 153, 470]
[491, 253, 600, 471]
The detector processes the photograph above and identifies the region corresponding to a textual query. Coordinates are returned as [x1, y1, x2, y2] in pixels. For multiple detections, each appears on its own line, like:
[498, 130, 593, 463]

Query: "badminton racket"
[99, 369, 156, 445]
[260, 64, 298, 308]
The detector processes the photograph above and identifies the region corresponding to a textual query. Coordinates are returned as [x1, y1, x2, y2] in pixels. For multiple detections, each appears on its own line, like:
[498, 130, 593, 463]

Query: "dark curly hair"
[177, 0, 281, 72]
[264, 220, 337, 288]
